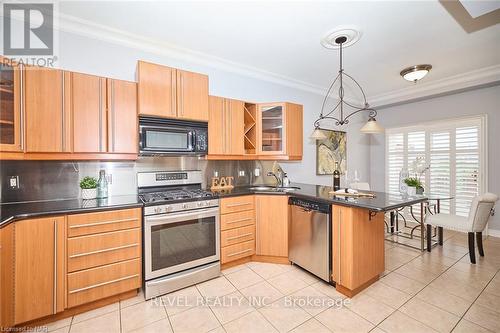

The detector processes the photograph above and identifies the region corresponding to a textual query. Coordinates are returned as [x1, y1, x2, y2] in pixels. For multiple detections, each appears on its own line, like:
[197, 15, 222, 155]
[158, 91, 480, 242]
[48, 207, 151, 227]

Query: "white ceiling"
[57, 1, 500, 104]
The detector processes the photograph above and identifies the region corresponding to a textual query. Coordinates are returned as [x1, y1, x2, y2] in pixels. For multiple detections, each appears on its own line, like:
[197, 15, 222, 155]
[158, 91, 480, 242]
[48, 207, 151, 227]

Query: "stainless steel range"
[138, 170, 220, 299]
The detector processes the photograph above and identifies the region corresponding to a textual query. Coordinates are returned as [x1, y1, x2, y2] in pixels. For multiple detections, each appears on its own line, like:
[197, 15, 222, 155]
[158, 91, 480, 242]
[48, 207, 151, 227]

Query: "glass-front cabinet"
[0, 57, 22, 152]
[258, 103, 285, 154]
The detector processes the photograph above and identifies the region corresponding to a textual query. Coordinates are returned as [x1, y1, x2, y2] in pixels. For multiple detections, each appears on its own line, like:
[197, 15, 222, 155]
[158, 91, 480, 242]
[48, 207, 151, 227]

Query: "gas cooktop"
[139, 189, 215, 205]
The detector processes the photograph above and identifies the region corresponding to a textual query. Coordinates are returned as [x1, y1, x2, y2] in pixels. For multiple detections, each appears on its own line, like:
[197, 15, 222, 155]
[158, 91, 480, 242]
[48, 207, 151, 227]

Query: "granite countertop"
[210, 182, 428, 212]
[1, 182, 428, 228]
[0, 195, 143, 227]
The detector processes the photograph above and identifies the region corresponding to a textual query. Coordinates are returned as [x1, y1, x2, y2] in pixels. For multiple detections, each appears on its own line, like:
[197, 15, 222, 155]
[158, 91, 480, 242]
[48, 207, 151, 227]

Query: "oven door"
[140, 125, 195, 154]
[144, 207, 220, 280]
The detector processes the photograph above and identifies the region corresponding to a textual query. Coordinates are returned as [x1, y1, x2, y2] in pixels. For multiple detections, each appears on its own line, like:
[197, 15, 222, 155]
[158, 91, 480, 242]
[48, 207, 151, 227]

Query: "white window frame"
[385, 115, 488, 214]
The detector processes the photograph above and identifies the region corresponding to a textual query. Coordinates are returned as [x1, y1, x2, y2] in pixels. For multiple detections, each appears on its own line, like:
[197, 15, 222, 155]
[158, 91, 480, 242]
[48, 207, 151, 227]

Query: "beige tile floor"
[40, 230, 500, 333]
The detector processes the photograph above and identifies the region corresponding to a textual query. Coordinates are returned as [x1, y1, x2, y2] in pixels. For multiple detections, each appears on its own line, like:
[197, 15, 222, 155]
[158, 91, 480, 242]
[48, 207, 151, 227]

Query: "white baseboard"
[487, 228, 500, 238]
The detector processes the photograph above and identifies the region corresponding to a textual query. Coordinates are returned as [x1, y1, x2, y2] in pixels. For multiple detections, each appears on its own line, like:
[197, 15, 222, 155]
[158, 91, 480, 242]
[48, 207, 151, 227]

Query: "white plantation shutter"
[386, 116, 486, 217]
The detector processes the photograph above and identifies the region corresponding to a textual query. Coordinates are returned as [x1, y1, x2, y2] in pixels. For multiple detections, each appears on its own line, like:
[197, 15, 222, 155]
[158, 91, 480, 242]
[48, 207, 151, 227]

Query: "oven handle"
[145, 207, 220, 225]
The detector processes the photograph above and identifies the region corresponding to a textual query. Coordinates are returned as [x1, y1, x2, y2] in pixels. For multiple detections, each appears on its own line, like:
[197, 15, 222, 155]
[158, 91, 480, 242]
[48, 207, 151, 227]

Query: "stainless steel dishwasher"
[289, 197, 331, 282]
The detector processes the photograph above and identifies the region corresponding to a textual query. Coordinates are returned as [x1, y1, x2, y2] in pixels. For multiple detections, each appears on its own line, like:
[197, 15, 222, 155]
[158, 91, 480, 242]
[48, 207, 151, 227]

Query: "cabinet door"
[332, 205, 351, 287]
[285, 103, 303, 158]
[14, 216, 65, 324]
[258, 103, 285, 155]
[25, 67, 68, 152]
[0, 57, 22, 152]
[138, 61, 176, 118]
[71, 72, 107, 153]
[107, 79, 138, 154]
[227, 99, 244, 155]
[208, 96, 225, 155]
[176, 69, 209, 121]
[255, 195, 288, 257]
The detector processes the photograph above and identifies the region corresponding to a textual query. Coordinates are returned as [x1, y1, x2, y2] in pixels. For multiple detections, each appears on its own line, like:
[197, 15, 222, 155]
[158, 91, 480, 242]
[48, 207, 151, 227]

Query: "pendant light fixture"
[311, 35, 383, 138]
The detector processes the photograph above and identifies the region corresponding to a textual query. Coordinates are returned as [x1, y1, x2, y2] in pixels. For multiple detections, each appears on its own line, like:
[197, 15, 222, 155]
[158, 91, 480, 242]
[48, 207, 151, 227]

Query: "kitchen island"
[212, 183, 427, 297]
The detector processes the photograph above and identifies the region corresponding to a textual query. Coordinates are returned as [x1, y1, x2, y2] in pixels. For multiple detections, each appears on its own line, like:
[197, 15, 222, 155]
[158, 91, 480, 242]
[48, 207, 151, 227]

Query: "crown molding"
[53, 12, 500, 104]
[370, 64, 500, 108]
[54, 13, 327, 96]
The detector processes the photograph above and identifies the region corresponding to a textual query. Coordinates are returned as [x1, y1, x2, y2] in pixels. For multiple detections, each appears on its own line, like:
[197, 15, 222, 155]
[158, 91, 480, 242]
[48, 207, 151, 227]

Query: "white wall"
[52, 29, 371, 186]
[370, 85, 500, 231]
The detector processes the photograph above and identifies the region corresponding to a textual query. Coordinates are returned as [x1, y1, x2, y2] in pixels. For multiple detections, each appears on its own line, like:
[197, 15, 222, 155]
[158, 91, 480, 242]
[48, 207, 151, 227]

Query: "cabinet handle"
[53, 220, 57, 314]
[180, 73, 184, 116]
[69, 274, 139, 294]
[171, 72, 175, 115]
[69, 217, 138, 229]
[227, 248, 252, 257]
[226, 202, 252, 208]
[98, 78, 103, 152]
[226, 233, 253, 241]
[69, 243, 139, 258]
[337, 209, 341, 284]
[111, 80, 115, 152]
[61, 71, 65, 151]
[20, 64, 25, 150]
[226, 217, 252, 224]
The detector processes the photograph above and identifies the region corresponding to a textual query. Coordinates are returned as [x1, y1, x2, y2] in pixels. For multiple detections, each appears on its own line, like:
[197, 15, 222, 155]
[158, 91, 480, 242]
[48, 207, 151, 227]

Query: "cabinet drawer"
[221, 240, 255, 264]
[220, 196, 254, 214]
[67, 228, 141, 272]
[67, 208, 141, 237]
[67, 258, 141, 308]
[221, 210, 255, 231]
[221, 225, 255, 247]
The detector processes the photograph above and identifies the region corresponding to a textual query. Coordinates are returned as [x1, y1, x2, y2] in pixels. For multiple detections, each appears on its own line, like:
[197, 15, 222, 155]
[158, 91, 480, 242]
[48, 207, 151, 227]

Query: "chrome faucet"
[267, 171, 282, 187]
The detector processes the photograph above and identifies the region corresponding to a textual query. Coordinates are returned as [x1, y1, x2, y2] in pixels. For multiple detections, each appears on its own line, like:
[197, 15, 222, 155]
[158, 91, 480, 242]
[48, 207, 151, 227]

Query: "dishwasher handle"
[288, 197, 330, 214]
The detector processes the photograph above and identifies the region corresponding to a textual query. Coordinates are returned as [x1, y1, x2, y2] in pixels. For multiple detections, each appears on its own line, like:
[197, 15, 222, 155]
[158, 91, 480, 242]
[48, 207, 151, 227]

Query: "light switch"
[9, 176, 19, 189]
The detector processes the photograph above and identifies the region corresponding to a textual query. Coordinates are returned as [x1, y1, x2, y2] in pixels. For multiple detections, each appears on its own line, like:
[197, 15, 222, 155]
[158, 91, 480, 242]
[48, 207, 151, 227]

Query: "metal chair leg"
[476, 232, 484, 257]
[426, 224, 432, 252]
[468, 232, 476, 264]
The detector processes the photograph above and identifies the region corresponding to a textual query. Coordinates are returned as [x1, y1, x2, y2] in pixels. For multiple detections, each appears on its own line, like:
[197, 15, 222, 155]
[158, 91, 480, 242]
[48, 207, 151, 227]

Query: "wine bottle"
[333, 162, 340, 191]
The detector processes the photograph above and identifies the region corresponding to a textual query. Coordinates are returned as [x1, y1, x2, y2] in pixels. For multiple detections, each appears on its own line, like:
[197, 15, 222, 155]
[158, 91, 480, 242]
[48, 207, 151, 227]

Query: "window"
[386, 116, 487, 216]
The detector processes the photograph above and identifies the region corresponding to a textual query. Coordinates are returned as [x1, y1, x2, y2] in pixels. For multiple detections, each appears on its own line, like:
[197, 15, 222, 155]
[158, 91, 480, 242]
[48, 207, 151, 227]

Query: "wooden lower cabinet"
[0, 208, 142, 328]
[332, 205, 384, 296]
[255, 195, 289, 257]
[220, 196, 256, 264]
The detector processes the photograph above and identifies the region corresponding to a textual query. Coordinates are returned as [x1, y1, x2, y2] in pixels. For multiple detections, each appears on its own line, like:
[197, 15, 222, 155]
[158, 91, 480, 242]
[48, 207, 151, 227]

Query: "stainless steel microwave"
[139, 117, 208, 156]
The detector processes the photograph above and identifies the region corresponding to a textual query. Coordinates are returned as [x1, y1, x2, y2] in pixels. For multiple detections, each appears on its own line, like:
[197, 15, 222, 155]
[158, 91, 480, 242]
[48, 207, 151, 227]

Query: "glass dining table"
[385, 192, 455, 251]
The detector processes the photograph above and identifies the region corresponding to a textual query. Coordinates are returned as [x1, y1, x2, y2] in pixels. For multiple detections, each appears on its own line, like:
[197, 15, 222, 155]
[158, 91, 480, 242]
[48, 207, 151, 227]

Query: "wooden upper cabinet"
[24, 66, 68, 153]
[255, 195, 289, 257]
[70, 72, 107, 153]
[227, 99, 244, 155]
[208, 96, 244, 156]
[0, 57, 22, 152]
[13, 216, 65, 325]
[176, 69, 209, 121]
[285, 102, 303, 159]
[107, 79, 138, 154]
[256, 102, 302, 159]
[208, 96, 225, 155]
[137, 61, 176, 118]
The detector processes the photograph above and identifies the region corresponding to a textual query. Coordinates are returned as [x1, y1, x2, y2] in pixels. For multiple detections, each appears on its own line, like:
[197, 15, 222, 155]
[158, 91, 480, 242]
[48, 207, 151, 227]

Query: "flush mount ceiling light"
[400, 64, 432, 83]
[311, 31, 383, 139]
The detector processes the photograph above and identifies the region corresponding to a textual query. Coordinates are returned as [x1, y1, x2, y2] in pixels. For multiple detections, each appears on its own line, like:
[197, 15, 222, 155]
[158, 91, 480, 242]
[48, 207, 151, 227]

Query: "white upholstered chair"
[350, 182, 371, 191]
[425, 193, 498, 263]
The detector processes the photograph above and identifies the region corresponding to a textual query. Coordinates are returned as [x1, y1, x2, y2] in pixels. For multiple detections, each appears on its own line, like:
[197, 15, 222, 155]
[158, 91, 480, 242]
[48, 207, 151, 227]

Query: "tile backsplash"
[0, 158, 278, 203]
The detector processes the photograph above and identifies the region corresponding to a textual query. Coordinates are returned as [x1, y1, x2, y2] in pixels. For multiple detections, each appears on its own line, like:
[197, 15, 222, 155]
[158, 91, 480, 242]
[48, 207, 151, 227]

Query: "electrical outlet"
[106, 174, 112, 184]
[238, 170, 245, 177]
[9, 176, 19, 189]
[254, 168, 261, 177]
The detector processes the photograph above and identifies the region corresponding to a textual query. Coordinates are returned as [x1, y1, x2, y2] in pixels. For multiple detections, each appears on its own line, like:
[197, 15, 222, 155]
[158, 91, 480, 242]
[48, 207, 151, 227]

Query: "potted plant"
[80, 176, 98, 200]
[404, 177, 424, 196]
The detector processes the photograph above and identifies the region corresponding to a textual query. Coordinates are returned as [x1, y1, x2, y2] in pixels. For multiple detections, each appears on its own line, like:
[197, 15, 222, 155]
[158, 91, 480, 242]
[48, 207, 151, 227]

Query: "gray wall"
[369, 85, 500, 231]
